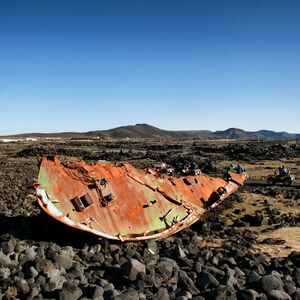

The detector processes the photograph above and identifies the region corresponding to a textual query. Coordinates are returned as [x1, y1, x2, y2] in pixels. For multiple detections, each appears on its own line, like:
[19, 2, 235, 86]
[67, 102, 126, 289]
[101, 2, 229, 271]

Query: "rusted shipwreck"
[35, 157, 247, 241]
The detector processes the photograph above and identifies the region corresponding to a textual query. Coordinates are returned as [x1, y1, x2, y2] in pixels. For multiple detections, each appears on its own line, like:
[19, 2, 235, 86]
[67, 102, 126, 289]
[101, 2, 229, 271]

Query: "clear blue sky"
[1, 0, 300, 134]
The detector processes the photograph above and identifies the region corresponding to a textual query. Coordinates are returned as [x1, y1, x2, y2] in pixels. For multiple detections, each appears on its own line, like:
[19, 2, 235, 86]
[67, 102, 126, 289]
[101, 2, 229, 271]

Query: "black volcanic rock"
[1, 139, 300, 299]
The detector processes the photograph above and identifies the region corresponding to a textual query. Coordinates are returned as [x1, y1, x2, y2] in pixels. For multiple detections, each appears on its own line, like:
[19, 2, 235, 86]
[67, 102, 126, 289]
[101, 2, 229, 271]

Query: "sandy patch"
[255, 227, 300, 257]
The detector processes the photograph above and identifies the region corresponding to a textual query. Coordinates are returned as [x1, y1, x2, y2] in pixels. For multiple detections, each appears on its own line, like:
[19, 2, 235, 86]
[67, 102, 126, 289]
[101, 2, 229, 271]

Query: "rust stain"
[35, 157, 247, 241]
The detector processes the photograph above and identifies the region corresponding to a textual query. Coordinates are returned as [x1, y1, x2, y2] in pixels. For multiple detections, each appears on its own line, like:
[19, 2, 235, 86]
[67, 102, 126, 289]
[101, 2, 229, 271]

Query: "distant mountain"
[215, 128, 300, 140]
[255, 130, 298, 139]
[86, 124, 179, 139]
[215, 128, 255, 139]
[1, 124, 299, 140]
[86, 124, 215, 139]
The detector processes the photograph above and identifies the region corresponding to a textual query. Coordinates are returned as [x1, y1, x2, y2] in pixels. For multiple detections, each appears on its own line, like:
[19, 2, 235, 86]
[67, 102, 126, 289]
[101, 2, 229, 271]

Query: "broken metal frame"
[35, 157, 247, 242]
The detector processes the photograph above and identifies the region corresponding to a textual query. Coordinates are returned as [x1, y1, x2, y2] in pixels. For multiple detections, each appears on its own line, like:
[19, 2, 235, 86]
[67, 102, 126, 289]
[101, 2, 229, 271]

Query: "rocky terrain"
[0, 139, 299, 300]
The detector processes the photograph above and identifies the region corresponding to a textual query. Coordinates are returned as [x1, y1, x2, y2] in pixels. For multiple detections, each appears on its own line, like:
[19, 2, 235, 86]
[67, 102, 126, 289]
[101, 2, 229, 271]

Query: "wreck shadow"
[0, 212, 101, 247]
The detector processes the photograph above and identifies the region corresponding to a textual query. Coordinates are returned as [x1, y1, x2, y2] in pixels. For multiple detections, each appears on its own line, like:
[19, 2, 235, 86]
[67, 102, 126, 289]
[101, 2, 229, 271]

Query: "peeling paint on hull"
[35, 157, 247, 241]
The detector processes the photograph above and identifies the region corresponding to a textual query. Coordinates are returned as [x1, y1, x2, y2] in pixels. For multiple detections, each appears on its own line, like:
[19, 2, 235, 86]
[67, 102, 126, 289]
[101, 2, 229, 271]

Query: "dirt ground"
[1, 138, 300, 299]
[0, 138, 299, 257]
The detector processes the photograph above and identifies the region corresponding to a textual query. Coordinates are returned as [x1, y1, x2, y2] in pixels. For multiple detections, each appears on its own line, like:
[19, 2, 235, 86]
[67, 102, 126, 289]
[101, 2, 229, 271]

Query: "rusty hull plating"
[35, 157, 247, 241]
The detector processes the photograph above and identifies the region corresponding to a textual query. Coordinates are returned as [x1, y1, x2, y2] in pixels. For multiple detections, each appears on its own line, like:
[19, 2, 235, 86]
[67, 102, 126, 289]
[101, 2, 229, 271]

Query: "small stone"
[27, 277, 35, 289]
[121, 258, 146, 281]
[53, 253, 73, 270]
[293, 268, 300, 286]
[36, 258, 54, 274]
[104, 283, 115, 292]
[26, 266, 39, 279]
[247, 270, 261, 285]
[1, 240, 15, 254]
[196, 271, 219, 290]
[212, 285, 237, 300]
[226, 275, 239, 289]
[45, 275, 66, 291]
[194, 262, 202, 274]
[147, 240, 159, 255]
[156, 259, 174, 281]
[59, 282, 83, 300]
[29, 286, 40, 299]
[5, 286, 17, 299]
[24, 246, 37, 261]
[16, 279, 30, 295]
[292, 290, 300, 300]
[35, 274, 46, 287]
[0, 250, 16, 267]
[0, 267, 10, 280]
[238, 289, 259, 300]
[268, 289, 291, 300]
[113, 289, 139, 300]
[259, 274, 284, 293]
[182, 291, 192, 299]
[289, 252, 300, 268]
[203, 265, 225, 278]
[109, 244, 121, 252]
[178, 270, 199, 295]
[173, 245, 186, 258]
[224, 257, 237, 267]
[83, 284, 104, 299]
[283, 281, 296, 295]
[151, 287, 171, 300]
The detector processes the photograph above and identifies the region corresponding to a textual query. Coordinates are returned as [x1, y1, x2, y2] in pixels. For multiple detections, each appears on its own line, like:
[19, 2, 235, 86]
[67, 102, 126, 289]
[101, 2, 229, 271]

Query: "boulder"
[121, 258, 146, 281]
[259, 274, 284, 294]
